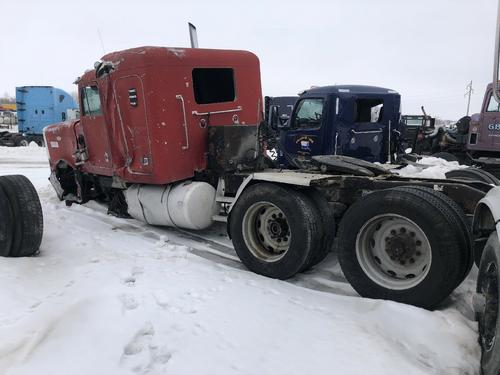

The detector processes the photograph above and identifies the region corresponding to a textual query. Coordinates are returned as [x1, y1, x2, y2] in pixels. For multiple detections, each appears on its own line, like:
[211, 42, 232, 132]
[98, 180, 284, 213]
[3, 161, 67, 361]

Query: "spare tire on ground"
[0, 175, 43, 257]
[337, 186, 466, 310]
[0, 182, 14, 256]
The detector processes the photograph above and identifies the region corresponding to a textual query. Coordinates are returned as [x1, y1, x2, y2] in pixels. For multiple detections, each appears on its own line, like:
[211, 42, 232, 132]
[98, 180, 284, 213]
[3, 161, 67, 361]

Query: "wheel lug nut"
[390, 230, 396, 235]
[409, 258, 415, 264]
[416, 240, 422, 246]
[400, 227, 406, 233]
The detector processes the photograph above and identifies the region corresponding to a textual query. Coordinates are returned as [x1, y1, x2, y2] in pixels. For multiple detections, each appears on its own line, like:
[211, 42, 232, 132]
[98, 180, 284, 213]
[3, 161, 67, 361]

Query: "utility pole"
[465, 80, 474, 116]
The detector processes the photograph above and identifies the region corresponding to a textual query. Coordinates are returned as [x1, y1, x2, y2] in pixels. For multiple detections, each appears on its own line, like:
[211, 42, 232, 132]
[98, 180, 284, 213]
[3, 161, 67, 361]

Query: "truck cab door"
[79, 84, 113, 174]
[479, 91, 500, 150]
[336, 97, 387, 163]
[113, 75, 153, 175]
[278, 97, 326, 166]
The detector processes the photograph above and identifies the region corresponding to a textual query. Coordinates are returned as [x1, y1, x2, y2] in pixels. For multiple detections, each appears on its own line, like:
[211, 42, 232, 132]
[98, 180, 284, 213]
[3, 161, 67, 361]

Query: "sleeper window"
[192, 68, 235, 104]
[355, 99, 384, 123]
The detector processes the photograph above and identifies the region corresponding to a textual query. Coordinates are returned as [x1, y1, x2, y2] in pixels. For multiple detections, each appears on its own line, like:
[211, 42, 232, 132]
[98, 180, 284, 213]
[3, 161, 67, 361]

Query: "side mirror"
[494, 0, 500, 103]
[268, 105, 279, 130]
[278, 114, 290, 128]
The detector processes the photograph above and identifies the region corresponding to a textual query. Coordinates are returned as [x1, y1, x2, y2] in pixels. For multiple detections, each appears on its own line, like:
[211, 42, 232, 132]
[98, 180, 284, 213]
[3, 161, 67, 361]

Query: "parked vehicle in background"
[473, 1, 500, 373]
[474, 187, 500, 375]
[268, 85, 403, 167]
[0, 110, 17, 128]
[264, 96, 298, 127]
[407, 85, 500, 178]
[0, 86, 78, 147]
[400, 112, 436, 153]
[0, 103, 17, 111]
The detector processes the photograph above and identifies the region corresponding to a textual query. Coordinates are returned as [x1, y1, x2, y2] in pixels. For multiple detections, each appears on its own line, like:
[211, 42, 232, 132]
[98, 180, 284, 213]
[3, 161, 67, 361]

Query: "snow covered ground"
[0, 147, 481, 375]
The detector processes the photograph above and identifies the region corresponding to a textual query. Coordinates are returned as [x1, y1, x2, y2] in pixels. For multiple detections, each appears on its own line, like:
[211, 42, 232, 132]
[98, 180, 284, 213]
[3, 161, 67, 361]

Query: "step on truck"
[0, 86, 78, 147]
[44, 46, 492, 310]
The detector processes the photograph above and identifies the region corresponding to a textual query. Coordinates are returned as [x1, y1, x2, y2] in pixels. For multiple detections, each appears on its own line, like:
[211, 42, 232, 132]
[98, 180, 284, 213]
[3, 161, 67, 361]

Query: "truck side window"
[355, 99, 384, 123]
[292, 98, 324, 128]
[81, 86, 102, 116]
[487, 94, 500, 112]
[192, 68, 235, 104]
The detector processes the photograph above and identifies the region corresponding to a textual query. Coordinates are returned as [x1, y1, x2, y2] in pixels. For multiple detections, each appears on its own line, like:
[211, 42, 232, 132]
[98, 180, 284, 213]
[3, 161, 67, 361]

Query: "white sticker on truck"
[50, 141, 59, 148]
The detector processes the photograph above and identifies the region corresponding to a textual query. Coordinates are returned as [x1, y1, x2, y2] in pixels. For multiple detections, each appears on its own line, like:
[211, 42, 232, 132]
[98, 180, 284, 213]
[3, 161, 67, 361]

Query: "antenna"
[97, 28, 106, 54]
[188, 23, 198, 48]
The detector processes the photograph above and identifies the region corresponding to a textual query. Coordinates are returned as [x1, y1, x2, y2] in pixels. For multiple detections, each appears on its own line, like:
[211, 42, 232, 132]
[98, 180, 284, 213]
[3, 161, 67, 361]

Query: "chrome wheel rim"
[356, 214, 432, 290]
[242, 202, 291, 262]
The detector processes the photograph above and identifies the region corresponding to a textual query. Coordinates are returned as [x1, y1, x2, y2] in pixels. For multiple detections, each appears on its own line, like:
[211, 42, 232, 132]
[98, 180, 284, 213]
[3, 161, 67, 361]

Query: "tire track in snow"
[49, 200, 357, 298]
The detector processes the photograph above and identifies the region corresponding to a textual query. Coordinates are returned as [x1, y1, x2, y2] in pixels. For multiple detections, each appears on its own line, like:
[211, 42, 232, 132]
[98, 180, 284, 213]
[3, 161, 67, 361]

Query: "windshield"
[293, 98, 324, 128]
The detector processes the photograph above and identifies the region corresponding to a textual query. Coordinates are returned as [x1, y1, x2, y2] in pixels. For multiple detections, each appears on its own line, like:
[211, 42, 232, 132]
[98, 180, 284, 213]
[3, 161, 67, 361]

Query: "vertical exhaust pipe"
[188, 23, 198, 48]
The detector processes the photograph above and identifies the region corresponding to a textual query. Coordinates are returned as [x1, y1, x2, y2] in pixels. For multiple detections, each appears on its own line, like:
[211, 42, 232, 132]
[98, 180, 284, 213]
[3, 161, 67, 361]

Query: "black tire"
[0, 184, 14, 256]
[392, 186, 473, 286]
[432, 151, 459, 162]
[445, 168, 500, 186]
[0, 175, 43, 256]
[230, 183, 320, 279]
[301, 189, 335, 270]
[14, 135, 29, 147]
[337, 188, 463, 309]
[476, 232, 500, 375]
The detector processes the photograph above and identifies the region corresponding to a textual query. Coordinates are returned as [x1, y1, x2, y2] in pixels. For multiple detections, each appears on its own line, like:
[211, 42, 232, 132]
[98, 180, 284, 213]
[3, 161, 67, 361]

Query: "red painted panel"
[50, 47, 264, 185]
[113, 75, 153, 175]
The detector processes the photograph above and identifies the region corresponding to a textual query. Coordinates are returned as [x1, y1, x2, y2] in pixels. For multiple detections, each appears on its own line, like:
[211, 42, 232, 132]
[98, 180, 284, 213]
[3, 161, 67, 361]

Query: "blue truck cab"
[0, 86, 78, 147]
[16, 86, 78, 144]
[275, 85, 401, 166]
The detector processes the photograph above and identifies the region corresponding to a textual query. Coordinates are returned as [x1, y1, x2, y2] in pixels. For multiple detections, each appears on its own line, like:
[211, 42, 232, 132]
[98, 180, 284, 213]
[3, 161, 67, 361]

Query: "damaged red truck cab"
[45, 46, 263, 201]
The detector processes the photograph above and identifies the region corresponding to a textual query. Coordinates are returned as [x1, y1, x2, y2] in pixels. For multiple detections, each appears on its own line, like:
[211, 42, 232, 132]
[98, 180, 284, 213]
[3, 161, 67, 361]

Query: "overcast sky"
[0, 0, 497, 120]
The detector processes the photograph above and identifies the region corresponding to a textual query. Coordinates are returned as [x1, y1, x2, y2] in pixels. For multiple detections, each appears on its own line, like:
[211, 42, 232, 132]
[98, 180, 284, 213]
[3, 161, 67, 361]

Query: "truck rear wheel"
[0, 175, 43, 256]
[301, 189, 335, 271]
[392, 186, 473, 286]
[337, 187, 463, 309]
[476, 232, 500, 375]
[230, 183, 320, 279]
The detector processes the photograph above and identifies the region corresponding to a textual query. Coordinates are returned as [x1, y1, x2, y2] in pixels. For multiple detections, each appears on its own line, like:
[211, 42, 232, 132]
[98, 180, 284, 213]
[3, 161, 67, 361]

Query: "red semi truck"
[44, 45, 493, 310]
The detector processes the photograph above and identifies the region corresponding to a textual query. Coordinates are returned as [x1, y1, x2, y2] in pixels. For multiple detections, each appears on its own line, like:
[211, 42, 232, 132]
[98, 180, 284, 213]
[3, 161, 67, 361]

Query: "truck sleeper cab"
[45, 46, 263, 222]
